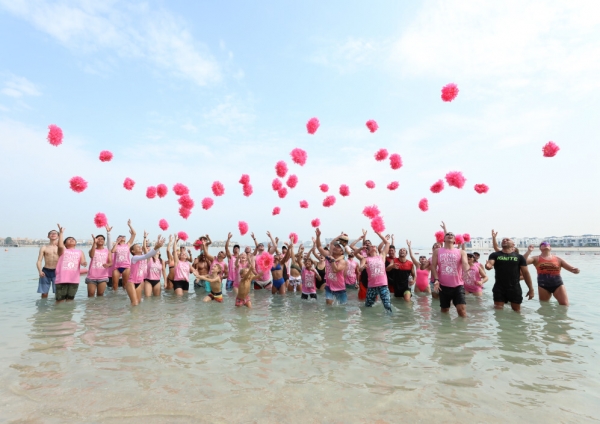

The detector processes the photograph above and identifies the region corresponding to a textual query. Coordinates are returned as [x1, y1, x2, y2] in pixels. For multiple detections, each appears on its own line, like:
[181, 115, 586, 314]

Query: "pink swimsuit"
[464, 263, 482, 293]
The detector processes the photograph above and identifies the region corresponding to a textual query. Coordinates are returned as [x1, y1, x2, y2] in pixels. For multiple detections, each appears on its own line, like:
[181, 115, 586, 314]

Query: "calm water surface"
[0, 248, 599, 423]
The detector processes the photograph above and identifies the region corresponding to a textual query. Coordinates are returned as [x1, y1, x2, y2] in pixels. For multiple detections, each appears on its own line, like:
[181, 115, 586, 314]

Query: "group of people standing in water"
[35, 220, 580, 315]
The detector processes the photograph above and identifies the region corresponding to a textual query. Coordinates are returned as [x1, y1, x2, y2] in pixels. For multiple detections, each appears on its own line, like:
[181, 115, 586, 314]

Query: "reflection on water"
[0, 249, 600, 422]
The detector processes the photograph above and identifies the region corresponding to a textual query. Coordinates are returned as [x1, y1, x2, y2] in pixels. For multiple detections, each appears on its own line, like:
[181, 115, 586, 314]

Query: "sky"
[1, 0, 600, 248]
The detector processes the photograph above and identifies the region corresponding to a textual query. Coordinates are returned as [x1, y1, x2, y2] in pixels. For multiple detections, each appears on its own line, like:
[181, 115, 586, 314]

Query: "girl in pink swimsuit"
[464, 253, 488, 295]
[111, 219, 136, 291]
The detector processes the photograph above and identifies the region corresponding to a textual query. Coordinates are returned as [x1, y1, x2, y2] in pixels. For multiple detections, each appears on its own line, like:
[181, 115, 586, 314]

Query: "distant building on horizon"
[466, 234, 600, 249]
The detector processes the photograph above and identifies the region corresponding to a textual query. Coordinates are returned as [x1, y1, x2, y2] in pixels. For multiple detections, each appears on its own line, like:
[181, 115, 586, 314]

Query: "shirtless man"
[36, 229, 59, 298]
[193, 250, 212, 291]
[198, 264, 225, 303]
[236, 265, 257, 308]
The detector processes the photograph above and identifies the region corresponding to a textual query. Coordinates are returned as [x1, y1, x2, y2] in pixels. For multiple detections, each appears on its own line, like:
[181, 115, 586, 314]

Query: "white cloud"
[1, 74, 41, 98]
[310, 37, 389, 73]
[0, 0, 221, 86]
[391, 0, 600, 93]
[203, 96, 255, 130]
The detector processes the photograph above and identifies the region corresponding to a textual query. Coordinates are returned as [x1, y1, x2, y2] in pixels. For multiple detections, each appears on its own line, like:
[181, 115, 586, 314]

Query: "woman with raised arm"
[354, 231, 392, 312]
[315, 228, 348, 305]
[287, 243, 304, 293]
[124, 235, 166, 305]
[407, 240, 430, 296]
[267, 231, 291, 295]
[111, 219, 136, 291]
[86, 225, 112, 297]
[172, 236, 201, 296]
[144, 240, 166, 298]
[310, 238, 327, 291]
[524, 242, 580, 306]
[225, 232, 240, 291]
[129, 230, 150, 303]
[55, 224, 88, 302]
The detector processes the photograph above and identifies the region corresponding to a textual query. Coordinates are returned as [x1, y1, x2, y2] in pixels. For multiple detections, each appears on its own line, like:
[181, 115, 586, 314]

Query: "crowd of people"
[35, 221, 580, 314]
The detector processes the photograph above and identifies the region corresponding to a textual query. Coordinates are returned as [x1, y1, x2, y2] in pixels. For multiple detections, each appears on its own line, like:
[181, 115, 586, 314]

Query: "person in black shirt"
[486, 236, 534, 312]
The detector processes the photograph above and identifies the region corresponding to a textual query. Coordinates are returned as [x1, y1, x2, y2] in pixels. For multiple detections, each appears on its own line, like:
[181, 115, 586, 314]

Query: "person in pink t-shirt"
[431, 224, 470, 317]
[225, 232, 239, 291]
[315, 228, 348, 305]
[55, 224, 88, 303]
[110, 219, 136, 291]
[126, 234, 166, 305]
[355, 230, 392, 312]
[86, 226, 112, 297]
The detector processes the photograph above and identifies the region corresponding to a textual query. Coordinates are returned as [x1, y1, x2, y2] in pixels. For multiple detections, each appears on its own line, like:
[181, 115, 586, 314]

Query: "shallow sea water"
[0, 248, 599, 423]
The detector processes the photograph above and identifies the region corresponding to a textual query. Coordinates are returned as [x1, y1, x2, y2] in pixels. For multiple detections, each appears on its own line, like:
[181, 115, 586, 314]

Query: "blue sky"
[1, 0, 600, 247]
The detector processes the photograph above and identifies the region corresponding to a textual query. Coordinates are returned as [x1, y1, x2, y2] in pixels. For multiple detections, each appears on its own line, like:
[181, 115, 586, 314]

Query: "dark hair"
[64, 236, 76, 245]
[130, 243, 140, 254]
[473, 252, 480, 256]
[48, 230, 58, 237]
[467, 253, 474, 258]
[233, 244, 240, 250]
[389, 245, 396, 249]
[95, 235, 105, 240]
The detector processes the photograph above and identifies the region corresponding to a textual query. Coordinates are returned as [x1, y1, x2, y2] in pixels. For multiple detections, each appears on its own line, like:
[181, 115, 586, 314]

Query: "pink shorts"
[464, 283, 482, 294]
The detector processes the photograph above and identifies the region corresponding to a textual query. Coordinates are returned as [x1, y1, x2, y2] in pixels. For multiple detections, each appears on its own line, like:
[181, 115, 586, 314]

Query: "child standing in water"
[55, 224, 87, 303]
[86, 226, 112, 297]
[111, 220, 136, 291]
[197, 263, 225, 303]
[236, 264, 257, 308]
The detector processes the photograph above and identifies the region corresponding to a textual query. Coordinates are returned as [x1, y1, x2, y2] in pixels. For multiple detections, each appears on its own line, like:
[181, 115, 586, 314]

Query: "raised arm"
[407, 240, 418, 265]
[166, 234, 174, 263]
[132, 236, 165, 264]
[267, 231, 279, 255]
[126, 219, 136, 246]
[524, 245, 536, 265]
[89, 233, 97, 259]
[106, 225, 113, 250]
[375, 231, 390, 258]
[173, 237, 179, 266]
[57, 224, 65, 257]
[315, 228, 328, 257]
[440, 221, 448, 235]
[250, 232, 259, 255]
[142, 231, 148, 254]
[225, 232, 233, 259]
[491, 229, 499, 252]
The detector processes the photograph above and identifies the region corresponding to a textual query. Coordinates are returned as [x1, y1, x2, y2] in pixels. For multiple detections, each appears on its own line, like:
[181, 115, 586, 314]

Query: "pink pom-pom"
[365, 180, 376, 189]
[300, 200, 309, 208]
[306, 117, 320, 134]
[239, 174, 250, 185]
[435, 231, 444, 243]
[455, 234, 464, 245]
[212, 181, 225, 197]
[159, 219, 169, 231]
[272, 207, 281, 216]
[323, 195, 336, 207]
[430, 180, 445, 193]
[286, 174, 298, 189]
[47, 124, 63, 146]
[243, 184, 253, 197]
[387, 181, 399, 191]
[123, 177, 135, 191]
[339, 184, 350, 197]
[319, 184, 329, 192]
[93, 212, 108, 228]
[146, 186, 157, 199]
[275, 161, 288, 178]
[238, 221, 249, 236]
[173, 183, 189, 196]
[99, 150, 113, 162]
[441, 83, 459, 102]
[474, 183, 489, 194]
[289, 232, 298, 244]
[193, 239, 203, 250]
[290, 148, 308, 166]
[69, 176, 88, 193]
[445, 171, 466, 189]
[201, 197, 214, 210]
[156, 184, 168, 198]
[278, 187, 288, 199]
[179, 207, 191, 219]
[418, 198, 429, 212]
[389, 153, 402, 170]
[371, 216, 386, 233]
[311, 218, 320, 228]
[362, 205, 380, 219]
[366, 120, 379, 133]
[272, 178, 283, 191]
[178, 194, 195, 210]
[375, 148, 388, 161]
[256, 252, 274, 272]
[177, 231, 188, 242]
[543, 141, 560, 157]
[463, 233, 471, 242]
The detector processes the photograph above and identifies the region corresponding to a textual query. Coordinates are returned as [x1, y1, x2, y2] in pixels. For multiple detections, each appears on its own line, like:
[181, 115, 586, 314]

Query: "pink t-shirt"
[436, 247, 464, 287]
[56, 249, 83, 284]
[146, 258, 162, 281]
[365, 256, 387, 288]
[227, 256, 237, 281]
[345, 260, 357, 285]
[301, 267, 317, 294]
[130, 258, 147, 284]
[463, 263, 482, 291]
[325, 260, 345, 291]
[114, 244, 131, 268]
[174, 261, 191, 281]
[255, 254, 272, 282]
[88, 248, 110, 280]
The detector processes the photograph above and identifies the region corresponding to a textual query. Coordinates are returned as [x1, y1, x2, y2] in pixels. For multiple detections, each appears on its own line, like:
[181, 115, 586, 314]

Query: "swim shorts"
[85, 278, 109, 284]
[55, 283, 79, 301]
[439, 285, 466, 309]
[38, 267, 56, 294]
[173, 280, 190, 291]
[492, 284, 522, 304]
[235, 295, 250, 306]
[209, 291, 224, 303]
